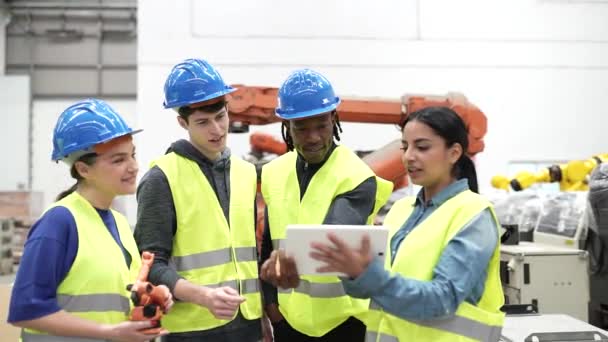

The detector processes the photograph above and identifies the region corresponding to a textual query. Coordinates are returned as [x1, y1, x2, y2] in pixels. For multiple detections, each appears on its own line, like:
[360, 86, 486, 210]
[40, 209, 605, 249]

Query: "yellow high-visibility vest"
[365, 190, 504, 342]
[261, 145, 393, 337]
[22, 192, 141, 342]
[153, 152, 262, 333]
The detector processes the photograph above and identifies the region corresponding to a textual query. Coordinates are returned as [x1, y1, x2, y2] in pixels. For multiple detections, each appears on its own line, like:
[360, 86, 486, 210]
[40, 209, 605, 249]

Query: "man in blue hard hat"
[259, 69, 393, 341]
[134, 58, 263, 342]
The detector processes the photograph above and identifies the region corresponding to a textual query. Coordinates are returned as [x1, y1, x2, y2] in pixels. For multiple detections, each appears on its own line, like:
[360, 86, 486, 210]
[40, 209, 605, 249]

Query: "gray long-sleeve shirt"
[134, 139, 260, 340]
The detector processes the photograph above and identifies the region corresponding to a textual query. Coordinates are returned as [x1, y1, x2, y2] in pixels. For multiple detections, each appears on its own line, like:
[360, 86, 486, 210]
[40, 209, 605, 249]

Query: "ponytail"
[55, 153, 97, 201]
[56, 183, 78, 201]
[456, 155, 478, 193]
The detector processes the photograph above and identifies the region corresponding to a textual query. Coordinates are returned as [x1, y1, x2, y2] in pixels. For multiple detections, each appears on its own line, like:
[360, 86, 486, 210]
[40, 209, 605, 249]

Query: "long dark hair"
[401, 106, 478, 193]
[55, 153, 98, 201]
[281, 110, 343, 151]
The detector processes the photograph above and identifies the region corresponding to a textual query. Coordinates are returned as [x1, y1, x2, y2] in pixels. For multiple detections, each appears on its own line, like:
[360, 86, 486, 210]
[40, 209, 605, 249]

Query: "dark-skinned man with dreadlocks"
[258, 69, 393, 342]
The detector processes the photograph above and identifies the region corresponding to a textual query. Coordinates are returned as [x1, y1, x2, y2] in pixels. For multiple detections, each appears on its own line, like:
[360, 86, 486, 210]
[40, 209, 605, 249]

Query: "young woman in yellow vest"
[310, 106, 505, 342]
[259, 69, 393, 342]
[8, 99, 172, 342]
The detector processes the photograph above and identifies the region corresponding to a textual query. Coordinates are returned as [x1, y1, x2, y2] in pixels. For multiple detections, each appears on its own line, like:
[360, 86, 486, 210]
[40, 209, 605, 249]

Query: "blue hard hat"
[163, 58, 236, 109]
[276, 69, 341, 120]
[51, 98, 141, 162]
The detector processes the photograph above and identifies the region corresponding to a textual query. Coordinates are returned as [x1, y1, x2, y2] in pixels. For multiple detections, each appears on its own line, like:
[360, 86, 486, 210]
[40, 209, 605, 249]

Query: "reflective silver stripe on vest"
[367, 302, 502, 341]
[278, 279, 346, 298]
[206, 279, 238, 289]
[413, 315, 502, 342]
[235, 246, 257, 262]
[22, 331, 108, 342]
[205, 278, 260, 294]
[365, 331, 398, 342]
[57, 294, 129, 313]
[172, 246, 257, 272]
[272, 239, 284, 250]
[172, 248, 231, 271]
[240, 278, 261, 294]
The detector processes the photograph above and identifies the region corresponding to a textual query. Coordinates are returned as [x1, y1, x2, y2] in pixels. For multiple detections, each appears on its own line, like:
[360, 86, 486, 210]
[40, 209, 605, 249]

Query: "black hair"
[177, 98, 227, 123]
[281, 110, 343, 151]
[56, 153, 98, 201]
[401, 106, 478, 193]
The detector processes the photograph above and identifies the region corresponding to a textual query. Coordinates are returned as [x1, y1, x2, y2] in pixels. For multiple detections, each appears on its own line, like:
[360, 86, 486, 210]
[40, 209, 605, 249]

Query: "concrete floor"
[0, 266, 17, 284]
[0, 273, 15, 284]
[0, 267, 18, 341]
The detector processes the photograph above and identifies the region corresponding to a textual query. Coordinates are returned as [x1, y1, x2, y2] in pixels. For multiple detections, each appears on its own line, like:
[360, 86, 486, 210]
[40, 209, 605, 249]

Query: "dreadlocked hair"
[281, 111, 343, 151]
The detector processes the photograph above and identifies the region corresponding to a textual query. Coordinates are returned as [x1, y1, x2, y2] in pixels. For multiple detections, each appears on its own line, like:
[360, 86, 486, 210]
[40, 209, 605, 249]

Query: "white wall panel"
[191, 0, 419, 40]
[138, 0, 608, 194]
[0, 75, 30, 190]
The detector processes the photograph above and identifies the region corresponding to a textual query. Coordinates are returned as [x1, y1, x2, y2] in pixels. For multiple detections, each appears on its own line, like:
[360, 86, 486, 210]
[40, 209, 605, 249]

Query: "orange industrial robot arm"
[229, 86, 488, 245]
[229, 86, 487, 192]
[227, 86, 487, 157]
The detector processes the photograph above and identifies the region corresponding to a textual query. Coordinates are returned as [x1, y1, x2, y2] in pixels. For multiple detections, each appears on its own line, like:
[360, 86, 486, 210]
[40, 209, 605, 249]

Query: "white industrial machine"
[500, 192, 590, 322]
[533, 192, 589, 249]
[500, 314, 608, 342]
[493, 191, 543, 242]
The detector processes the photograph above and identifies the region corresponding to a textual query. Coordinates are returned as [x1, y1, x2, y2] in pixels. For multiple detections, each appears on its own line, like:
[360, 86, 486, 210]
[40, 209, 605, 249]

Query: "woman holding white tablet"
[310, 106, 504, 342]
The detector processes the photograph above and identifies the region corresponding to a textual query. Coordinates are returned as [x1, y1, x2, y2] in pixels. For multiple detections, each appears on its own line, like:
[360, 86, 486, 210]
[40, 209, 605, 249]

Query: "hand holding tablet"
[284, 224, 389, 277]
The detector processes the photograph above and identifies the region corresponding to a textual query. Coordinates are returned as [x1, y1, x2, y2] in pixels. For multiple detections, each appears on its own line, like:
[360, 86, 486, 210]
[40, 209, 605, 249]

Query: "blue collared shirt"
[342, 179, 499, 320]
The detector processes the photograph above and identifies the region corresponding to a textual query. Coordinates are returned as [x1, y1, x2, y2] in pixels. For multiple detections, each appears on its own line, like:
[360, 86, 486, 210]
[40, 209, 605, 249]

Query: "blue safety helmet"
[51, 98, 141, 162]
[163, 58, 236, 110]
[275, 69, 341, 120]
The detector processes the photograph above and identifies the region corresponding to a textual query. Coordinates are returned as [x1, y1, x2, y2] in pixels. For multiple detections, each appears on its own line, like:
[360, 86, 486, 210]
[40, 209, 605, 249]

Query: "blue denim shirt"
[342, 179, 499, 320]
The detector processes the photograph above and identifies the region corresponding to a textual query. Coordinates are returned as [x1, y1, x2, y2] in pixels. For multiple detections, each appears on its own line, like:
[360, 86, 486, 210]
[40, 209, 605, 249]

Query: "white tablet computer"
[284, 224, 389, 276]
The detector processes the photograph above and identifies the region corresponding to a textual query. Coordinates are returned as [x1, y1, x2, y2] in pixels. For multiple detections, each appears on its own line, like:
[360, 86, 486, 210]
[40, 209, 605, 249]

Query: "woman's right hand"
[105, 320, 168, 342]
